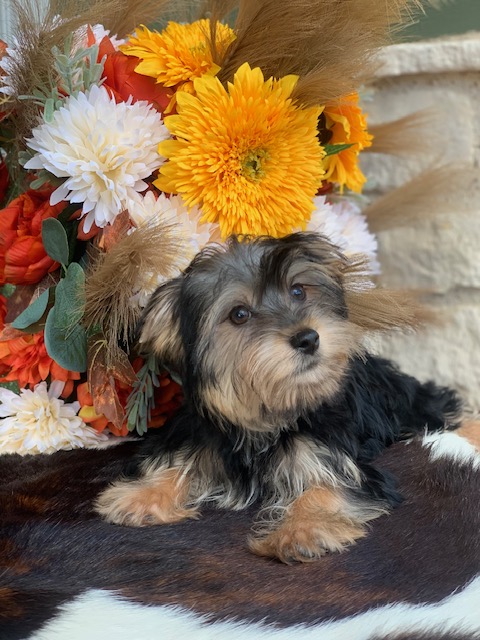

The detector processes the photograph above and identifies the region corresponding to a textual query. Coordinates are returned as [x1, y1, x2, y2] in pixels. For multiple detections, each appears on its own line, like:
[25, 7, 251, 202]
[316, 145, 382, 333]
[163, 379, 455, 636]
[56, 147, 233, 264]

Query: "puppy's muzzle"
[290, 329, 320, 355]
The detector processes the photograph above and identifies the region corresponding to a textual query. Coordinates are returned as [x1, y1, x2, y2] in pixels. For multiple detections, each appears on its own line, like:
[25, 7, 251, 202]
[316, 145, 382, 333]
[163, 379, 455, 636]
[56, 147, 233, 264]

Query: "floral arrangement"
[0, 0, 423, 455]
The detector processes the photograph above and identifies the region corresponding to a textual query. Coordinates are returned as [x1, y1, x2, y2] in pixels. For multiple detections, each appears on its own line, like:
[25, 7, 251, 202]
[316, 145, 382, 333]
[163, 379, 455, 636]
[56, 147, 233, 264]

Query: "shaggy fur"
[95, 233, 465, 563]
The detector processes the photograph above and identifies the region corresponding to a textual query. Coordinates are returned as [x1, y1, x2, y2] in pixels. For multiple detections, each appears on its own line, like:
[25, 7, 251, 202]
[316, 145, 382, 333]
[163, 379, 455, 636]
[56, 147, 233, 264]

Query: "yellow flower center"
[241, 149, 269, 182]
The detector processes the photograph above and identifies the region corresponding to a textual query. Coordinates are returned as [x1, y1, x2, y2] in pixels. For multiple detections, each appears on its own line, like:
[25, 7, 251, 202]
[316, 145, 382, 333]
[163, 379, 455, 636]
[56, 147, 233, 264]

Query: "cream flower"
[24, 85, 170, 232]
[0, 381, 108, 455]
[71, 23, 125, 53]
[128, 191, 217, 252]
[87, 24, 125, 49]
[128, 191, 218, 307]
[0, 39, 20, 96]
[305, 196, 379, 273]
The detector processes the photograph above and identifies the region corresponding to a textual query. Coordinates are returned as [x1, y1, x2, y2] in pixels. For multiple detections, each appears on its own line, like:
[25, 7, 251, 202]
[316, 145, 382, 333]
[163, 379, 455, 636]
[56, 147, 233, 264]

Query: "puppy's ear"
[137, 277, 184, 371]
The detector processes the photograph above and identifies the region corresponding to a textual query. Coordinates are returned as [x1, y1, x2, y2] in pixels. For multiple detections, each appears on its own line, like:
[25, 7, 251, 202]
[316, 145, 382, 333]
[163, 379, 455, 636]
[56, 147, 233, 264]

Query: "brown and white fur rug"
[1, 430, 479, 640]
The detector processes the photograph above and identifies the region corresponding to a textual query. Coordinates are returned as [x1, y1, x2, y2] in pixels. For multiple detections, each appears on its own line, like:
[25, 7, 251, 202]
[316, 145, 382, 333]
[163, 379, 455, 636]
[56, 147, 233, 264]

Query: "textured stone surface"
[375, 35, 480, 77]
[364, 34, 480, 410]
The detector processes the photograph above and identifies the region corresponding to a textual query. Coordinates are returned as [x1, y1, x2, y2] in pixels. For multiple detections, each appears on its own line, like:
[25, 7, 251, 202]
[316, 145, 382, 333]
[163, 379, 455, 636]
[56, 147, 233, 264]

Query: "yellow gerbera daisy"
[322, 93, 373, 193]
[120, 20, 235, 111]
[154, 63, 325, 238]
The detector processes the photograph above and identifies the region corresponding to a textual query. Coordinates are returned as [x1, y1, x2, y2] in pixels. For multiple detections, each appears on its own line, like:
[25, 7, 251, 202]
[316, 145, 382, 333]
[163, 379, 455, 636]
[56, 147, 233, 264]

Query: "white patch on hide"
[422, 431, 480, 470]
[30, 576, 480, 640]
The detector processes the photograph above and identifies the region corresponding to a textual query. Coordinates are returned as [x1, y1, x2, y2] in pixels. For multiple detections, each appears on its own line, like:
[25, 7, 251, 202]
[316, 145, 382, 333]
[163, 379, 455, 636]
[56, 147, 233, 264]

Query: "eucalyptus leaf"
[1, 284, 15, 298]
[12, 288, 51, 330]
[0, 381, 20, 394]
[44, 262, 87, 372]
[128, 402, 139, 425]
[44, 98, 55, 123]
[323, 143, 355, 156]
[44, 311, 87, 372]
[30, 175, 49, 190]
[42, 218, 70, 266]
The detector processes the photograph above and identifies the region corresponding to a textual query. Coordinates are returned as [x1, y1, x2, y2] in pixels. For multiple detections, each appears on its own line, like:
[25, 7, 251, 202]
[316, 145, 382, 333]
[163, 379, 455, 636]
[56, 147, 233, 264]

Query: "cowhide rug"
[1, 430, 479, 640]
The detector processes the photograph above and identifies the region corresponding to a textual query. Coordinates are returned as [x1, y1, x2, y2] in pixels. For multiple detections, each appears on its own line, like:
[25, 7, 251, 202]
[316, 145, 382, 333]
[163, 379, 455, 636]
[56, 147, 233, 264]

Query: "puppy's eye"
[290, 284, 306, 301]
[229, 306, 251, 325]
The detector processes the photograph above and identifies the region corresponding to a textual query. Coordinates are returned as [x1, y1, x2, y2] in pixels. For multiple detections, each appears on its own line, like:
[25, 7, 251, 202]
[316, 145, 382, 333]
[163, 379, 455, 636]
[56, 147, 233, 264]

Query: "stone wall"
[362, 34, 480, 411]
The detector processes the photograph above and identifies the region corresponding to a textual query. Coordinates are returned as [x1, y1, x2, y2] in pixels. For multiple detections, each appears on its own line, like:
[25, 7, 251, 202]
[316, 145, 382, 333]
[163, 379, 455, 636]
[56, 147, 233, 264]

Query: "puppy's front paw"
[249, 516, 366, 564]
[95, 477, 198, 527]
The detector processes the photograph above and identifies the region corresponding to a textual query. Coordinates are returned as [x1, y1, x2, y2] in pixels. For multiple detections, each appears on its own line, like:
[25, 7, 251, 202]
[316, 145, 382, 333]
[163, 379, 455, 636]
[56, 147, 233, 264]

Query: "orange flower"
[103, 51, 172, 111]
[77, 381, 127, 436]
[148, 373, 183, 428]
[120, 21, 235, 113]
[77, 368, 183, 436]
[0, 330, 80, 395]
[0, 187, 66, 285]
[322, 93, 373, 193]
[87, 28, 172, 112]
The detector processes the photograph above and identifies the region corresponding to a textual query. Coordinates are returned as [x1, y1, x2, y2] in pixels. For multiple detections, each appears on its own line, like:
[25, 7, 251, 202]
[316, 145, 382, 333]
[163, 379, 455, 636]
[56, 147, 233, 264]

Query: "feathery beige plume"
[346, 287, 435, 332]
[83, 220, 181, 365]
[363, 165, 478, 233]
[214, 0, 432, 105]
[367, 109, 443, 156]
[341, 254, 434, 331]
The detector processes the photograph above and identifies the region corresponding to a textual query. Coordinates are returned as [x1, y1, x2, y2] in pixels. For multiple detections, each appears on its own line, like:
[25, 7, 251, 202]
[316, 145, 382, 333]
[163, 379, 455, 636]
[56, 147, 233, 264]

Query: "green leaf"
[42, 218, 70, 266]
[30, 176, 50, 190]
[56, 204, 83, 263]
[127, 402, 138, 429]
[44, 263, 87, 372]
[0, 380, 20, 394]
[323, 143, 355, 157]
[1, 284, 15, 298]
[44, 98, 55, 123]
[12, 288, 51, 330]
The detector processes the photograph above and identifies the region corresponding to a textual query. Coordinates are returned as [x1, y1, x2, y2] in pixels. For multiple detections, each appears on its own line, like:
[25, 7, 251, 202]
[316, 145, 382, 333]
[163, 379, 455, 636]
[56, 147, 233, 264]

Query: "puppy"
[95, 233, 466, 563]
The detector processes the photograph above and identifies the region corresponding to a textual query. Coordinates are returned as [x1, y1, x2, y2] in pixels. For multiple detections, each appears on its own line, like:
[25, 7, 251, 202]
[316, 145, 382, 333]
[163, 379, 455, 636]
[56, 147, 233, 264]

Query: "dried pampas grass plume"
[214, 0, 435, 105]
[346, 287, 435, 332]
[367, 109, 443, 157]
[83, 219, 181, 364]
[363, 165, 478, 233]
[341, 255, 433, 331]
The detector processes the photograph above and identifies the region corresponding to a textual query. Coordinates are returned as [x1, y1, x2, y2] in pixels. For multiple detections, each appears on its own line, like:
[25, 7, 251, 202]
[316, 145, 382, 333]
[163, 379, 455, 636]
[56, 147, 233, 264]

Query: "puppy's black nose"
[290, 329, 319, 355]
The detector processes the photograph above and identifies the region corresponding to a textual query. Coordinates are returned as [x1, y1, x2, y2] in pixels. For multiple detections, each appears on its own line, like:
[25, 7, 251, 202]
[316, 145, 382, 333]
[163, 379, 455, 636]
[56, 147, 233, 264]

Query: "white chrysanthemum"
[73, 23, 125, 51]
[24, 85, 170, 232]
[89, 24, 125, 48]
[128, 191, 219, 307]
[306, 196, 380, 274]
[0, 381, 108, 455]
[0, 39, 20, 96]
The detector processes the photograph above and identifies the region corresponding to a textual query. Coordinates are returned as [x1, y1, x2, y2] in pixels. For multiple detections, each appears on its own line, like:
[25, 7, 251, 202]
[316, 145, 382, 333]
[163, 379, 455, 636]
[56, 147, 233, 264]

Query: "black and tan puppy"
[96, 233, 466, 563]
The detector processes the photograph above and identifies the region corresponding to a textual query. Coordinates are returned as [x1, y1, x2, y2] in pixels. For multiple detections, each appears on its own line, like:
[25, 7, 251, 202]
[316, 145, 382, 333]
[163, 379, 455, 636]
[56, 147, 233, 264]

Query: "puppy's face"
[139, 233, 363, 431]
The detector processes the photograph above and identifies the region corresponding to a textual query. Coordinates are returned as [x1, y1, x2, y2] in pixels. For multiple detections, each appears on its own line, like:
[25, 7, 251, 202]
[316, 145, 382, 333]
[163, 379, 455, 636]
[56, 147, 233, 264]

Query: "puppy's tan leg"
[95, 467, 198, 527]
[456, 419, 480, 450]
[250, 487, 383, 564]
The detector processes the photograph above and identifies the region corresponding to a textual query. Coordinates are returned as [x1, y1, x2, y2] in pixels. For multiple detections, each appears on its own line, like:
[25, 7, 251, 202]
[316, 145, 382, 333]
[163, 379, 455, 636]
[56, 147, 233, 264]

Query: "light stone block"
[364, 34, 480, 410]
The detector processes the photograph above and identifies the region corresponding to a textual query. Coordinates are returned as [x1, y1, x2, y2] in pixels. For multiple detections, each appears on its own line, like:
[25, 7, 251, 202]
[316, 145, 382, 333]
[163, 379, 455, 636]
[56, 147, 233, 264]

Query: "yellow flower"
[120, 20, 235, 111]
[154, 63, 325, 238]
[322, 93, 373, 193]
